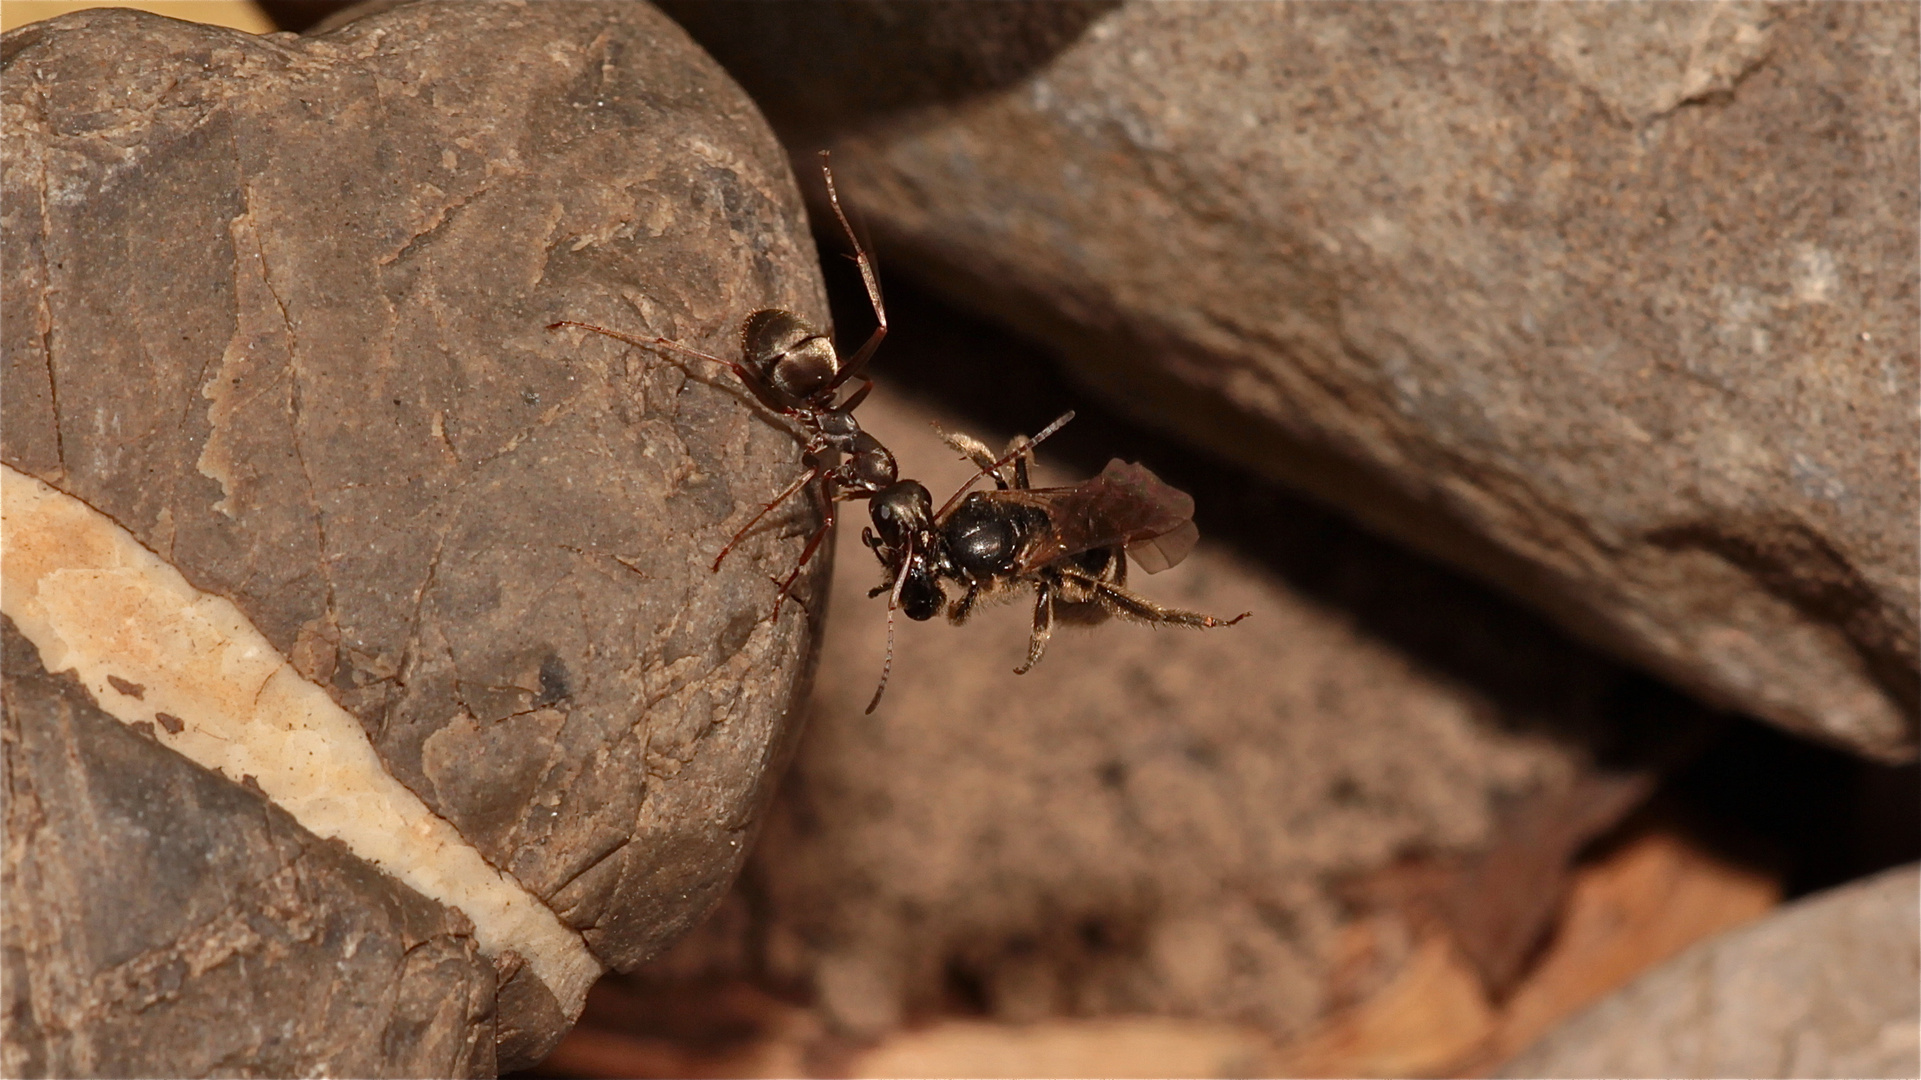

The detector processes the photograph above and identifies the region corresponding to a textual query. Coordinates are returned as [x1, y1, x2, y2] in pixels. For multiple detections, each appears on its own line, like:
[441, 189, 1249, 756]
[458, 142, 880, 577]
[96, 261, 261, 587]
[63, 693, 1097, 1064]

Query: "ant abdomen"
[741, 308, 837, 400]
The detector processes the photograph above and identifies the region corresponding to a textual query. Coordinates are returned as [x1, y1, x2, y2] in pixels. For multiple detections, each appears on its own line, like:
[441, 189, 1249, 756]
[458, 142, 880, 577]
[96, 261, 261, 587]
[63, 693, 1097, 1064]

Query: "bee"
[861, 412, 1249, 711]
[550, 151, 890, 617]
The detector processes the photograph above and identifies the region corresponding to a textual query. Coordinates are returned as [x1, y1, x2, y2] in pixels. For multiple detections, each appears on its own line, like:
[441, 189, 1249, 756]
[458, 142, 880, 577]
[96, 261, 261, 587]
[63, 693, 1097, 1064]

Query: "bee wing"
[1126, 518, 1199, 574]
[1004, 459, 1198, 574]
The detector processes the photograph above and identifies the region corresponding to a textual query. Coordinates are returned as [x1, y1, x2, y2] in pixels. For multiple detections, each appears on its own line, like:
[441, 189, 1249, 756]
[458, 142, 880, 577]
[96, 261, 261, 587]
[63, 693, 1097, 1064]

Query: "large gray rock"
[667, 1, 1920, 761]
[3, 1, 826, 1070]
[1500, 863, 1920, 1078]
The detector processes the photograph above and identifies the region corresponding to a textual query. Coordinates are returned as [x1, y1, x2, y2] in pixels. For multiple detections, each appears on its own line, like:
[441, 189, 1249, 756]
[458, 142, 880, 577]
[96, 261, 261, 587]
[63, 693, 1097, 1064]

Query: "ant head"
[869, 480, 933, 549]
[869, 481, 944, 621]
[742, 309, 837, 401]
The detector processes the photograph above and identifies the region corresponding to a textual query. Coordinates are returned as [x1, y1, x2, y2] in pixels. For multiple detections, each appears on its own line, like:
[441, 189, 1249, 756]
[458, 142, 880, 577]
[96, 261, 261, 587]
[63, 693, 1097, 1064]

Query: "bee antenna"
[865, 536, 915, 714]
[936, 410, 1075, 520]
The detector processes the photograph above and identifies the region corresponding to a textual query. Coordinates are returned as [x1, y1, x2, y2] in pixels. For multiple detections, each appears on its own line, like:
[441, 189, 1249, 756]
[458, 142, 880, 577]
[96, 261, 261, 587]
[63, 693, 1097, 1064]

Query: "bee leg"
[997, 434, 1039, 491]
[936, 426, 998, 469]
[1013, 580, 1055, 674]
[1068, 568, 1250, 629]
[948, 582, 982, 625]
[1073, 546, 1126, 589]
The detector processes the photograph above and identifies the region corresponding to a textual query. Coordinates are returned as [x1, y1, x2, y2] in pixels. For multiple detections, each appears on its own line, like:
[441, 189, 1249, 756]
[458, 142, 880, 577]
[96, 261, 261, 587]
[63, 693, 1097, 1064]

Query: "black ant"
[548, 151, 892, 618]
[861, 412, 1250, 711]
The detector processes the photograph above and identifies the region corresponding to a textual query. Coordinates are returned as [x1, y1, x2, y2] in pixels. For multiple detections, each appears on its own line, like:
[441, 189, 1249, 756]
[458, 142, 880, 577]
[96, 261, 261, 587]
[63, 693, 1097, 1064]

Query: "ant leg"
[1069, 569, 1250, 629]
[839, 379, 875, 412]
[1013, 581, 1055, 675]
[769, 500, 835, 621]
[714, 466, 821, 572]
[547, 320, 794, 418]
[548, 320, 739, 375]
[818, 151, 889, 389]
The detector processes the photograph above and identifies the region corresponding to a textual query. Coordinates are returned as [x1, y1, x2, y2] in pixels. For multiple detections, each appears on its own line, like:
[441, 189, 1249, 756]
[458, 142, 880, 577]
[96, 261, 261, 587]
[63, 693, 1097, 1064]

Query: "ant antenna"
[865, 534, 915, 714]
[936, 410, 1076, 520]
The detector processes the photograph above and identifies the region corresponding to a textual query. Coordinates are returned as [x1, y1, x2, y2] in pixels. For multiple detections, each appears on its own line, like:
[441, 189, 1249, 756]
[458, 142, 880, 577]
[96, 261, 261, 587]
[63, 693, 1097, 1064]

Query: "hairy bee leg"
[934, 425, 1014, 487]
[1068, 568, 1250, 629]
[1013, 580, 1055, 675]
[934, 411, 1074, 520]
[999, 435, 1035, 491]
[948, 583, 982, 625]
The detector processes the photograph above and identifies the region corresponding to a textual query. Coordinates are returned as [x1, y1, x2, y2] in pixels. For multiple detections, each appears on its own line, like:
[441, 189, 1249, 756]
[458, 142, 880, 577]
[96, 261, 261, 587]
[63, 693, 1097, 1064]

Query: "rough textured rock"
[665, 0, 1921, 761]
[1, 620, 498, 1079]
[4, 0, 827, 1068]
[705, 379, 1703, 1045]
[1500, 862, 1920, 1078]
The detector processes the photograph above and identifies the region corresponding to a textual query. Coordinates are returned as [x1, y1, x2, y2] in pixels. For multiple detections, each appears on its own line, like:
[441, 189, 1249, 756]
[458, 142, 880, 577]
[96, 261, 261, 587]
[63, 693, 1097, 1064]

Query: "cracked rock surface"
[3, 1, 826, 1071]
[668, 0, 1920, 761]
[1, 621, 499, 1079]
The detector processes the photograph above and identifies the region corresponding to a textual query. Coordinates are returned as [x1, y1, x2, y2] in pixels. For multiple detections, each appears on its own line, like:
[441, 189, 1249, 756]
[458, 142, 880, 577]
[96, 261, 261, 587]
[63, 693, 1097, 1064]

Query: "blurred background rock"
[7, 3, 1913, 1077]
